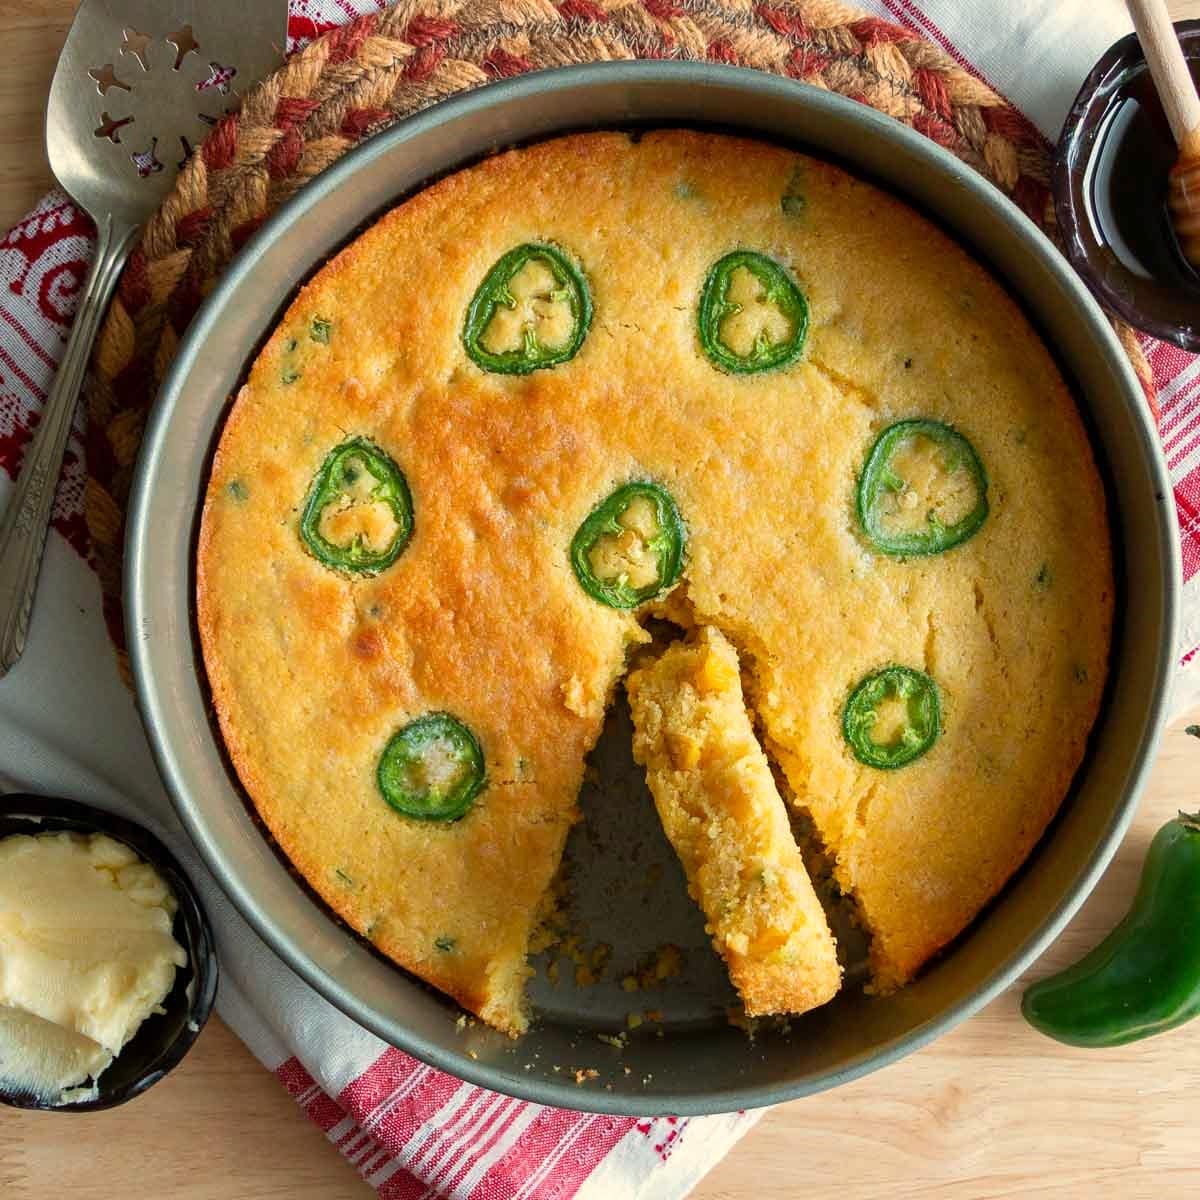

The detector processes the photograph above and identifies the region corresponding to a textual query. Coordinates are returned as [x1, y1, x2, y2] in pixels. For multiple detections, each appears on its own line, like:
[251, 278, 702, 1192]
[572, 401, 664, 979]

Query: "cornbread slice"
[627, 628, 841, 1016]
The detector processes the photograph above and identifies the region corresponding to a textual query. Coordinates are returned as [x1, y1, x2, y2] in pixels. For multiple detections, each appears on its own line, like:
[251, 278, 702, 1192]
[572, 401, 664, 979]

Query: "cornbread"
[197, 130, 1112, 1032]
[627, 628, 841, 1015]
[0, 831, 187, 1103]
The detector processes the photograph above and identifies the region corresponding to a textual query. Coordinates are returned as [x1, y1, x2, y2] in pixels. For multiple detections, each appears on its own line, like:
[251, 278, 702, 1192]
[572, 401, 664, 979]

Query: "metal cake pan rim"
[126, 61, 1179, 1116]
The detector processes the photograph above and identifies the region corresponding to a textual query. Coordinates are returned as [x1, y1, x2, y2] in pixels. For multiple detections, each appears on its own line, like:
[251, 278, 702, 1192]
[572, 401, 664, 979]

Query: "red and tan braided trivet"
[83, 0, 1153, 683]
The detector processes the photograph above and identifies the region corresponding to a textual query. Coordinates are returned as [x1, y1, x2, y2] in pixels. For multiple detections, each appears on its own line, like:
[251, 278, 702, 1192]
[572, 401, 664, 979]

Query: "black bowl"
[1055, 21, 1200, 350]
[0, 795, 218, 1111]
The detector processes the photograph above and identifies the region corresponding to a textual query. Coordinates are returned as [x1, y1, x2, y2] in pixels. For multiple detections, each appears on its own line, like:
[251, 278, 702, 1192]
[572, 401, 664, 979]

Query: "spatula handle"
[1128, 0, 1200, 145]
[0, 215, 135, 677]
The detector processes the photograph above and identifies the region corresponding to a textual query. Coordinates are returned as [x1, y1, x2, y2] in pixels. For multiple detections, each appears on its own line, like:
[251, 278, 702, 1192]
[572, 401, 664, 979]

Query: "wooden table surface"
[6, 2, 1200, 1196]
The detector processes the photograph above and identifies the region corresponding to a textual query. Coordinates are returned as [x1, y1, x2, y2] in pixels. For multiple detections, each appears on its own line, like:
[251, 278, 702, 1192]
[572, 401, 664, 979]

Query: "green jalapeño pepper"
[1022, 811, 1200, 1047]
[570, 481, 685, 609]
[463, 242, 592, 374]
[843, 665, 940, 769]
[377, 713, 485, 822]
[857, 420, 988, 557]
[300, 438, 414, 575]
[698, 250, 808, 374]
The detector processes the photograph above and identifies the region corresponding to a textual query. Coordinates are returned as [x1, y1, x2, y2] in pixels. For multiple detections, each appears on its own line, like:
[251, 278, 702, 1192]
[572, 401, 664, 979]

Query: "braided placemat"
[83, 0, 1154, 682]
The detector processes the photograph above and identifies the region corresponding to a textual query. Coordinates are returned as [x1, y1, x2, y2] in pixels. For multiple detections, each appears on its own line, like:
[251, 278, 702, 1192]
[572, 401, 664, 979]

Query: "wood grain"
[0, 1018, 371, 1200]
[5, 1, 1200, 1197]
[0, 0, 76, 226]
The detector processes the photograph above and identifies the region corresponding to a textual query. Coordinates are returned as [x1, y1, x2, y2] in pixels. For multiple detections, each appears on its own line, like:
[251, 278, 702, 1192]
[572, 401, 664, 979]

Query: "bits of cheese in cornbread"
[627, 628, 840, 1016]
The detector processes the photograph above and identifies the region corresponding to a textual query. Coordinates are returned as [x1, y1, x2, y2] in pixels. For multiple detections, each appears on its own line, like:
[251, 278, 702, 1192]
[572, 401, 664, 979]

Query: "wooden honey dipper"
[1129, 0, 1200, 266]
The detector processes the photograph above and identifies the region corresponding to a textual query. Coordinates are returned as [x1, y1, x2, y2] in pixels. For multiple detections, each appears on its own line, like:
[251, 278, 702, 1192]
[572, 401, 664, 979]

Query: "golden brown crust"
[197, 130, 1113, 1028]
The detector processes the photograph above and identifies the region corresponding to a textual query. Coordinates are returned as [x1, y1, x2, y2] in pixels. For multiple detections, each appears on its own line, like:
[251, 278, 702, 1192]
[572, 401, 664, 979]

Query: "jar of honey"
[1056, 21, 1200, 351]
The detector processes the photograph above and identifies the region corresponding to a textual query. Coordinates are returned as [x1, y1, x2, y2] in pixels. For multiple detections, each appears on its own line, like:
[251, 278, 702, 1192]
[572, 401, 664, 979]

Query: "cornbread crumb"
[619, 944, 685, 994]
[574, 1068, 599, 1085]
[544, 930, 612, 989]
[575, 942, 612, 987]
[727, 1006, 760, 1041]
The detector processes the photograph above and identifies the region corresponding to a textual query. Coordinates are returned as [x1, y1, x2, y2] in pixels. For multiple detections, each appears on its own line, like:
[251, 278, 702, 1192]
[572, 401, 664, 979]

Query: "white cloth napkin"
[1, 2, 1185, 1197]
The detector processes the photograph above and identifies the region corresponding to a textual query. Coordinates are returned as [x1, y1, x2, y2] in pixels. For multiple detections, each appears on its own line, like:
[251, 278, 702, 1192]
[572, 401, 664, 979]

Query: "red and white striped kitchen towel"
[0, 2, 1191, 1197]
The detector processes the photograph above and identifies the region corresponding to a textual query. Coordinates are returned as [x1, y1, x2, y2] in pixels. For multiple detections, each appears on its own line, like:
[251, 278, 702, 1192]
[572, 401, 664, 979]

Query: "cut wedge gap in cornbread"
[626, 625, 842, 1017]
[527, 681, 743, 1020]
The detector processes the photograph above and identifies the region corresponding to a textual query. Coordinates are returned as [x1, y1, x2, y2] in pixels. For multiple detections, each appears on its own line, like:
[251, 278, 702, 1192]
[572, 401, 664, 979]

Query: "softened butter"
[0, 830, 187, 1105]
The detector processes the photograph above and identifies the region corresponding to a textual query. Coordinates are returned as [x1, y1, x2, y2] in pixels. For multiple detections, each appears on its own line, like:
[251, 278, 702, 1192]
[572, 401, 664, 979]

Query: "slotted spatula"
[0, 0, 285, 676]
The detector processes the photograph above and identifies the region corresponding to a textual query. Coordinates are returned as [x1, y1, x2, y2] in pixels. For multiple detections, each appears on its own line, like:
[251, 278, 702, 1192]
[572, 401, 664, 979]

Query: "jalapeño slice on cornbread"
[299, 438, 413, 575]
[197, 130, 1112, 1035]
[843, 665, 941, 770]
[377, 713, 485, 821]
[628, 628, 841, 1016]
[463, 242, 592, 374]
[570, 481, 686, 610]
[857, 420, 989, 557]
[698, 250, 808, 373]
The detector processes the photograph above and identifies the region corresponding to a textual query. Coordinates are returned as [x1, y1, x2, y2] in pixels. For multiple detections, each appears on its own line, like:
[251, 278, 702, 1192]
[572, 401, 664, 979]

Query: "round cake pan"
[126, 63, 1179, 1116]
